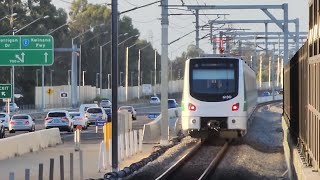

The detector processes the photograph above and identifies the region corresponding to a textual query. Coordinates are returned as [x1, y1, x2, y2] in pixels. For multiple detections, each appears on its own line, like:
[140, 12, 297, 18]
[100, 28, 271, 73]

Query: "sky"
[52, 0, 308, 59]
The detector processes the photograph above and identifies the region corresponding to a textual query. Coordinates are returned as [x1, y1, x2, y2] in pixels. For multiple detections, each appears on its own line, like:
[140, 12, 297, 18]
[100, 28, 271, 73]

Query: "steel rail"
[155, 140, 204, 180]
[198, 140, 231, 180]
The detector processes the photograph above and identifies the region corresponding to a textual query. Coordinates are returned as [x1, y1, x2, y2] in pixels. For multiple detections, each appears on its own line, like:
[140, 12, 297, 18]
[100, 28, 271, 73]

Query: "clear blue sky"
[52, 0, 308, 59]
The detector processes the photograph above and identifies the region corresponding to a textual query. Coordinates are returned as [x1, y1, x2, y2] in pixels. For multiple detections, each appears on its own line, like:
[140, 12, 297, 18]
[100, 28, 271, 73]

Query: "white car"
[0, 113, 10, 130]
[149, 97, 160, 105]
[100, 100, 112, 108]
[118, 106, 137, 120]
[2, 103, 19, 112]
[85, 107, 108, 126]
[79, 104, 99, 115]
[9, 114, 35, 133]
[70, 112, 88, 130]
[45, 110, 74, 132]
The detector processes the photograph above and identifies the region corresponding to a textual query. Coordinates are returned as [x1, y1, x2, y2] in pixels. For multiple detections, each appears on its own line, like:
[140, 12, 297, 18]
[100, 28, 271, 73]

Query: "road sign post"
[0, 35, 54, 66]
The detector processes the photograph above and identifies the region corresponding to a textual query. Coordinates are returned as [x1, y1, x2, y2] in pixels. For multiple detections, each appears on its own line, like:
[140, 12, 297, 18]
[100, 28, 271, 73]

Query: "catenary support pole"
[138, 49, 141, 99]
[111, 0, 119, 171]
[160, 0, 169, 145]
[71, 44, 78, 108]
[100, 46, 103, 96]
[195, 9, 200, 49]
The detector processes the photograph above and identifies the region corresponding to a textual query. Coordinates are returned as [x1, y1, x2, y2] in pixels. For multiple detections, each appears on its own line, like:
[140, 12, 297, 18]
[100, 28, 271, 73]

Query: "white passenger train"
[181, 55, 257, 138]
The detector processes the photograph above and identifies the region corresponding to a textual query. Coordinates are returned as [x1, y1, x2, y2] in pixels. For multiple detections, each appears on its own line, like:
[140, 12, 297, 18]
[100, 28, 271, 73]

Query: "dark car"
[168, 99, 178, 109]
[103, 108, 112, 122]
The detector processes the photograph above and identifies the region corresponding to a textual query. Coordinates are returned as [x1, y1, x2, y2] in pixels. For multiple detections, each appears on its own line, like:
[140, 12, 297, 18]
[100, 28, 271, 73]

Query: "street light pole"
[108, 74, 111, 89]
[131, 72, 134, 86]
[120, 72, 123, 86]
[82, 71, 86, 86]
[68, 70, 71, 85]
[50, 70, 54, 86]
[36, 69, 40, 87]
[13, 15, 49, 108]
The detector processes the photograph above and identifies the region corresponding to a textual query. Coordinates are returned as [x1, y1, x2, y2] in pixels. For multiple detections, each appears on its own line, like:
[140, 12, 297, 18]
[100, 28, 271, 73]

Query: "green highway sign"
[0, 35, 54, 66]
[0, 84, 12, 99]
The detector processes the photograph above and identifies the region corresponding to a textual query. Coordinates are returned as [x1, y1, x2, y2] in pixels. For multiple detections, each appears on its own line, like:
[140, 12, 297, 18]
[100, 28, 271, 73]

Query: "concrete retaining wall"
[0, 128, 61, 160]
[142, 108, 181, 144]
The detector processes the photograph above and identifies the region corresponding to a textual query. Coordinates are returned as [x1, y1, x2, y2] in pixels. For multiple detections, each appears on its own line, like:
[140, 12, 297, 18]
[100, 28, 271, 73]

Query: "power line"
[120, 1, 160, 15]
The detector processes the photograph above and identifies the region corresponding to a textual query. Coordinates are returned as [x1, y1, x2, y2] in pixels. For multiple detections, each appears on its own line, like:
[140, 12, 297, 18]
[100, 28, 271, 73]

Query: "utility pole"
[160, 0, 169, 145]
[111, 0, 119, 171]
[268, 57, 271, 88]
[277, 35, 280, 87]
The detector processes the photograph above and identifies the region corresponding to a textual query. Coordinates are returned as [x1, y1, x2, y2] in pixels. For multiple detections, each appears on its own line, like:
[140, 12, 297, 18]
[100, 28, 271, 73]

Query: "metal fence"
[284, 39, 320, 171]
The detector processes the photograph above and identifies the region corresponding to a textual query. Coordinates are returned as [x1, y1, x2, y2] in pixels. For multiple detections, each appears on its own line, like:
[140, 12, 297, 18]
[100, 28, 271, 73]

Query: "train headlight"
[191, 119, 197, 124]
[232, 119, 236, 123]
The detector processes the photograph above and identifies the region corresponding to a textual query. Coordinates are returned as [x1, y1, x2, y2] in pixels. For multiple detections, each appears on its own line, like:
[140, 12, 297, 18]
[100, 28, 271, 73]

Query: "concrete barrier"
[142, 108, 181, 144]
[0, 128, 61, 160]
[257, 95, 283, 103]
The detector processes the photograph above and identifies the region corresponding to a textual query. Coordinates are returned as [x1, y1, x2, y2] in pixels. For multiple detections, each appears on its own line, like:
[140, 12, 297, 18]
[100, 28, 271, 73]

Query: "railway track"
[155, 139, 231, 180]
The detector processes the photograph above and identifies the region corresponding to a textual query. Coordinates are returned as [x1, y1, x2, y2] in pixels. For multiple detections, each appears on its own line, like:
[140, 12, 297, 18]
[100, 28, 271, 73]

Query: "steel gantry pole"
[160, 0, 169, 145]
[295, 18, 300, 52]
[283, 3, 289, 64]
[111, 0, 119, 171]
[154, 49, 157, 94]
[265, 23, 268, 55]
[277, 35, 280, 87]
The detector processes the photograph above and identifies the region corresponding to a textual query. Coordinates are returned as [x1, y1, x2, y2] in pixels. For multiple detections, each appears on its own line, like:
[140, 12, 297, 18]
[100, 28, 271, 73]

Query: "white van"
[79, 104, 99, 114]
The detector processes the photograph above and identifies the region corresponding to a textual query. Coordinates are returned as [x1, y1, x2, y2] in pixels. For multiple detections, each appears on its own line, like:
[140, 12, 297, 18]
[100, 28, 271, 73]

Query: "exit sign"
[0, 84, 12, 99]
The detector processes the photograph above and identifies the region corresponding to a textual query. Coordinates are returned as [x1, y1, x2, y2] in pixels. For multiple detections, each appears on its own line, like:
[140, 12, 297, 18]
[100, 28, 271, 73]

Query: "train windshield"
[190, 58, 239, 102]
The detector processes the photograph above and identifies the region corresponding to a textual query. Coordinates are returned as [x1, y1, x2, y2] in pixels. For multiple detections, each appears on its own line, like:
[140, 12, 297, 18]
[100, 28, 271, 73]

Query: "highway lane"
[4, 115, 154, 142]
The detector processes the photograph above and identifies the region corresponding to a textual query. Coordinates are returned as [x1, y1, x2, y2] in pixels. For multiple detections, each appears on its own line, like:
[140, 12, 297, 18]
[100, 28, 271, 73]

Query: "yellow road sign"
[47, 88, 54, 95]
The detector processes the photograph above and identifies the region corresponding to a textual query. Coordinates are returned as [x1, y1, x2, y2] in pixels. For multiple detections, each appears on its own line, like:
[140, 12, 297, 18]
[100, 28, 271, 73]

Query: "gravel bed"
[126, 136, 198, 180]
[211, 102, 288, 180]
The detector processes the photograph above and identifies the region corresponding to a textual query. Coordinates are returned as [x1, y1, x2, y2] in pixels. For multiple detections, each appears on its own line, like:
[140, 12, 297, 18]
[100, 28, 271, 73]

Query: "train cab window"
[189, 58, 239, 102]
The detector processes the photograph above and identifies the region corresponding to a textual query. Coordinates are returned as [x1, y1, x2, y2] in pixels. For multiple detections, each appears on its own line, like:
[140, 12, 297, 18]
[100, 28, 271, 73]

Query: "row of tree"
[0, 0, 165, 104]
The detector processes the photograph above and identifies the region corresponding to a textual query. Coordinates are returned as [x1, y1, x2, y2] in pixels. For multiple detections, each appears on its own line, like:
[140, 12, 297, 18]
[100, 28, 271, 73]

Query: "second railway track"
[155, 139, 231, 180]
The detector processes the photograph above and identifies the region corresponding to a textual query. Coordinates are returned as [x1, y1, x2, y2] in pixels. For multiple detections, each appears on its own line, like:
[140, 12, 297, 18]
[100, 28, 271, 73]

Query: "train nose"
[207, 120, 220, 131]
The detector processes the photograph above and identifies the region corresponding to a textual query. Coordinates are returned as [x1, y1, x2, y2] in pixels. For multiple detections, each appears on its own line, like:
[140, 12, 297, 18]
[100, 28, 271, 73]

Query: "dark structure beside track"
[284, 0, 320, 171]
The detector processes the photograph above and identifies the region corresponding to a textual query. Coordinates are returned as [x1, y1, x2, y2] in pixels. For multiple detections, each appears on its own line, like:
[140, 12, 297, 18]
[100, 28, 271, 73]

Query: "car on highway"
[9, 114, 35, 133]
[45, 110, 74, 132]
[100, 99, 112, 108]
[103, 108, 112, 122]
[0, 118, 5, 138]
[70, 112, 88, 130]
[2, 103, 19, 112]
[262, 91, 271, 97]
[168, 99, 178, 109]
[85, 107, 108, 126]
[79, 104, 99, 114]
[149, 96, 161, 105]
[118, 106, 137, 120]
[0, 113, 10, 130]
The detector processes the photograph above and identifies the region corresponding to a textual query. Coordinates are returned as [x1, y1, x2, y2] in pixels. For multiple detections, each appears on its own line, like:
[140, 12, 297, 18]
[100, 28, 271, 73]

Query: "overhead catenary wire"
[120, 1, 160, 15]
